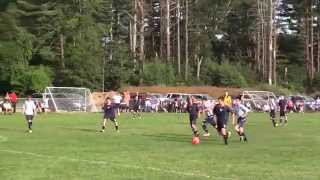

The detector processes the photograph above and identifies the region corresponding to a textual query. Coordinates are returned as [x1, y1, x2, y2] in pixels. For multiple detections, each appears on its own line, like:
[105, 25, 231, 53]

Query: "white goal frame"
[44, 87, 97, 112]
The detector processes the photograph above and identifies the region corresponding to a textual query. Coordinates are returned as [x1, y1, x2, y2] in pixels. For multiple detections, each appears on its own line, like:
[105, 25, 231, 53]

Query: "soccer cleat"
[100, 129, 105, 133]
[244, 137, 248, 142]
[203, 133, 210, 137]
[28, 130, 32, 133]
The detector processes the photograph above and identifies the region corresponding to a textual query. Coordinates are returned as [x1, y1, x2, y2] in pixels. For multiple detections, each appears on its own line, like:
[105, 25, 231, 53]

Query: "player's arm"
[232, 112, 236, 126]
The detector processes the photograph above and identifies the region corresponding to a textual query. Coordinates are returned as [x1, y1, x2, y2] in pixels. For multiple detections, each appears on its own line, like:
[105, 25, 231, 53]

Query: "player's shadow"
[141, 133, 213, 143]
[60, 127, 97, 133]
[142, 133, 189, 143]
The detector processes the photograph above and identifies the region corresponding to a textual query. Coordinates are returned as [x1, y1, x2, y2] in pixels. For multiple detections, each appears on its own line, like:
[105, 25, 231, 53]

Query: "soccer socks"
[28, 121, 32, 130]
[202, 123, 208, 133]
[223, 135, 228, 145]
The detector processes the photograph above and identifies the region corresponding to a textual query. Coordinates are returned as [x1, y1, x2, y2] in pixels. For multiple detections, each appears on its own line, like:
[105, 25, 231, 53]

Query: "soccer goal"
[242, 91, 276, 112]
[44, 87, 97, 112]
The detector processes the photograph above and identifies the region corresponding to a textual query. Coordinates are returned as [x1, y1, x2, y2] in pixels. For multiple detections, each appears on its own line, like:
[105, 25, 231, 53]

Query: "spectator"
[9, 91, 18, 113]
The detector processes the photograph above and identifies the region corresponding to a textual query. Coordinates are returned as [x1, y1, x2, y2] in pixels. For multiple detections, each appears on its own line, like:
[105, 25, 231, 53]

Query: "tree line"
[0, 0, 320, 94]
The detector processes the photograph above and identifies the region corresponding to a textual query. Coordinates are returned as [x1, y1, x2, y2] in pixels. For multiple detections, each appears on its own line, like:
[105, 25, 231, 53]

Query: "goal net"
[242, 91, 276, 112]
[44, 87, 97, 112]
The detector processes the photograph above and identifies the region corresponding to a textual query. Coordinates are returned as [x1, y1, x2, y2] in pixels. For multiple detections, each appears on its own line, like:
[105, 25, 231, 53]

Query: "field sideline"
[0, 113, 320, 180]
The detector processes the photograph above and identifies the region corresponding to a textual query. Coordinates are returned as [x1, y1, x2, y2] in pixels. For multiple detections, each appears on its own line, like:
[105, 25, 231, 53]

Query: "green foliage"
[203, 62, 248, 88]
[28, 66, 52, 92]
[312, 73, 320, 91]
[142, 63, 176, 86]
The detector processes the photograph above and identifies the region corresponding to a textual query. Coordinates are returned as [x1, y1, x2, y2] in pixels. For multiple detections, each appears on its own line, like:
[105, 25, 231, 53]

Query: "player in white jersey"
[22, 95, 37, 133]
[269, 97, 278, 127]
[232, 96, 250, 142]
[112, 94, 122, 116]
[202, 99, 216, 137]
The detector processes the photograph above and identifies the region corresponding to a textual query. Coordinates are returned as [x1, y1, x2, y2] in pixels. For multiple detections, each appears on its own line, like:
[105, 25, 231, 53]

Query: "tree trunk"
[267, 0, 273, 85]
[184, 0, 189, 81]
[132, 0, 138, 70]
[196, 56, 203, 81]
[166, 0, 171, 63]
[177, 0, 181, 75]
[59, 34, 65, 69]
[138, 0, 145, 85]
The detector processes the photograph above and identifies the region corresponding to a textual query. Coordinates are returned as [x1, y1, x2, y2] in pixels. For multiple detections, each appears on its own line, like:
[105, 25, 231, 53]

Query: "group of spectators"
[0, 91, 18, 114]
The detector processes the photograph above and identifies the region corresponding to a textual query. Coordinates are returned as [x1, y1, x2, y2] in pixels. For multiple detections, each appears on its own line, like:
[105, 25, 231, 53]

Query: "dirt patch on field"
[120, 86, 242, 97]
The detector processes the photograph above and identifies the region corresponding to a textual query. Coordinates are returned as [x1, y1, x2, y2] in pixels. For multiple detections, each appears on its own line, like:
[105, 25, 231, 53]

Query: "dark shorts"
[133, 105, 140, 112]
[270, 110, 276, 119]
[113, 103, 120, 109]
[203, 116, 216, 126]
[216, 119, 227, 131]
[103, 114, 115, 121]
[25, 115, 34, 121]
[189, 115, 198, 126]
[237, 117, 246, 128]
[280, 110, 286, 117]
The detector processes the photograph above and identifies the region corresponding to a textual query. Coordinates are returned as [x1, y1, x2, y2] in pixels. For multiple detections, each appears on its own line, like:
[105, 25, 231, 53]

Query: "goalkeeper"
[101, 97, 119, 132]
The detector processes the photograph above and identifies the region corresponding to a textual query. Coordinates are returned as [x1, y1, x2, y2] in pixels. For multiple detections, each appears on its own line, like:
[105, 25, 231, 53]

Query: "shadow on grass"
[60, 127, 97, 133]
[141, 133, 218, 144]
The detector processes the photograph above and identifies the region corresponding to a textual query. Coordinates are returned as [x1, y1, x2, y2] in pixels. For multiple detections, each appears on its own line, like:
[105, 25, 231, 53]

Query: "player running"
[186, 96, 201, 137]
[232, 96, 250, 142]
[278, 96, 288, 126]
[213, 97, 232, 145]
[131, 92, 142, 120]
[101, 97, 119, 132]
[269, 97, 278, 127]
[202, 98, 216, 137]
[22, 95, 37, 133]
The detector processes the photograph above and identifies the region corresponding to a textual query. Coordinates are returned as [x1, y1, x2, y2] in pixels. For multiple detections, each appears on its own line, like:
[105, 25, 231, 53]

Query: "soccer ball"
[192, 137, 200, 145]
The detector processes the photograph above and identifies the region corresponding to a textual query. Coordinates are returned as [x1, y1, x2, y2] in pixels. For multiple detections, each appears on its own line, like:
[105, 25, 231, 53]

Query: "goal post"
[44, 87, 97, 112]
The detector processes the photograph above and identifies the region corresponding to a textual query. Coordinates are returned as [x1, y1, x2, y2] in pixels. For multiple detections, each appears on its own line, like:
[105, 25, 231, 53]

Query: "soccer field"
[0, 113, 319, 180]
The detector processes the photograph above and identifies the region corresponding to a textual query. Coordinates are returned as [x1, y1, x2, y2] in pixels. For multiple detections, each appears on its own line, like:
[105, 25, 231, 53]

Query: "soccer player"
[186, 96, 200, 137]
[269, 97, 278, 127]
[112, 93, 122, 116]
[232, 96, 250, 142]
[101, 97, 119, 132]
[278, 96, 287, 125]
[22, 95, 37, 133]
[131, 92, 142, 120]
[213, 97, 232, 145]
[202, 98, 216, 137]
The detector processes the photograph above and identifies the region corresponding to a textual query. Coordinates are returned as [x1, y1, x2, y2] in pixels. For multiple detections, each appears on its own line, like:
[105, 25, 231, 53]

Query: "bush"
[28, 66, 52, 92]
[203, 62, 248, 88]
[142, 63, 176, 86]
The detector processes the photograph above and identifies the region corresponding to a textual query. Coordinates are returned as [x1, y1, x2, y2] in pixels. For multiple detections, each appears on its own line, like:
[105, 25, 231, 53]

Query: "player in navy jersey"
[278, 96, 287, 125]
[101, 97, 119, 132]
[213, 97, 232, 145]
[186, 96, 201, 137]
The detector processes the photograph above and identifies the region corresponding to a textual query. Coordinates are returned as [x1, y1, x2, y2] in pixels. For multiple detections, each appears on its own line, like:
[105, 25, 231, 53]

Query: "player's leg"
[26, 115, 33, 133]
[238, 119, 247, 142]
[101, 115, 107, 132]
[221, 126, 228, 145]
[270, 110, 277, 127]
[190, 116, 199, 137]
[110, 117, 119, 132]
[202, 119, 210, 137]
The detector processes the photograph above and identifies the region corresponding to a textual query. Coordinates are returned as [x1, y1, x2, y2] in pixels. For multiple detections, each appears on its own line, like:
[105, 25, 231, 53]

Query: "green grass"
[0, 112, 320, 180]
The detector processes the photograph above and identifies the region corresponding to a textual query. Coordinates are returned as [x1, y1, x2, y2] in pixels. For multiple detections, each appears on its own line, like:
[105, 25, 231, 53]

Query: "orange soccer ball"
[192, 137, 200, 145]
